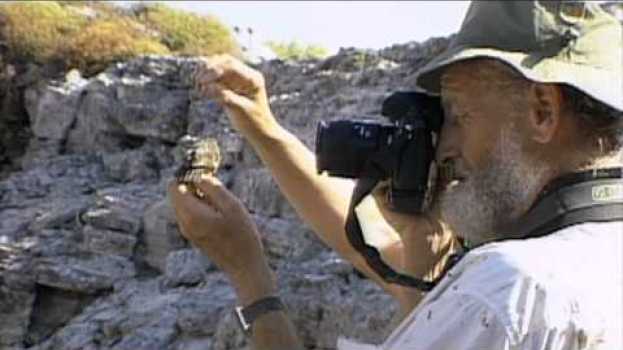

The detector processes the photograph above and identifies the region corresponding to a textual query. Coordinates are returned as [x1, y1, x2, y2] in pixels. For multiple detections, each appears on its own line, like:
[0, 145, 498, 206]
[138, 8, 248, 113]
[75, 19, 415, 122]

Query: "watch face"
[235, 306, 251, 333]
[233, 296, 285, 334]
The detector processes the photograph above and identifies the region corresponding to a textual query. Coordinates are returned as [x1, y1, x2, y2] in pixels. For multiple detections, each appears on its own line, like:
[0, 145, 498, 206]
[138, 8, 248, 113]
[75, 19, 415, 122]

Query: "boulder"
[141, 199, 188, 272]
[25, 286, 96, 346]
[29, 197, 90, 231]
[0, 248, 36, 349]
[82, 207, 141, 235]
[101, 149, 160, 183]
[232, 167, 297, 218]
[34, 254, 136, 293]
[112, 82, 188, 143]
[163, 249, 211, 287]
[254, 215, 327, 264]
[82, 185, 159, 235]
[24, 75, 88, 141]
[82, 225, 137, 258]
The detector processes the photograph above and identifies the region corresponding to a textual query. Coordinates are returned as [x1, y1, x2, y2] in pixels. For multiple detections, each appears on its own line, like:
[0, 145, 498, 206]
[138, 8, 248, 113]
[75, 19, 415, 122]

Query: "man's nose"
[436, 126, 460, 164]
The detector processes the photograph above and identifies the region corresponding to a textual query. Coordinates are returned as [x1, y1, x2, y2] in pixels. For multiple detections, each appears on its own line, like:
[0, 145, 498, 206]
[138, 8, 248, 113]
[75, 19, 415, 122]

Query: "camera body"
[315, 92, 443, 214]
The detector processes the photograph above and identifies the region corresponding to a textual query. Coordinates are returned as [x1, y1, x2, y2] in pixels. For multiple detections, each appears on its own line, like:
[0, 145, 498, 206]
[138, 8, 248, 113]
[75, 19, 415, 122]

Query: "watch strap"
[235, 296, 285, 332]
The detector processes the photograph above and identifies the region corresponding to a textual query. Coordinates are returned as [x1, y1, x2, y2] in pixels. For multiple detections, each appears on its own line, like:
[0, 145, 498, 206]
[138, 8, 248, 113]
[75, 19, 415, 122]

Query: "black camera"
[315, 91, 444, 214]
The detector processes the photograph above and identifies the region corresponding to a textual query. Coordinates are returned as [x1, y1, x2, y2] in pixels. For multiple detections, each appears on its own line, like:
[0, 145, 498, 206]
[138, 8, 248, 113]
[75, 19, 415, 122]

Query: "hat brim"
[415, 45, 623, 112]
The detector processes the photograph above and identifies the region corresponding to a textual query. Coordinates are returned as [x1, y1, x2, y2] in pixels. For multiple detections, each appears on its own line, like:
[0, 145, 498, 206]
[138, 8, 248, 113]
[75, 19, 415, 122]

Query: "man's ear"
[527, 83, 563, 144]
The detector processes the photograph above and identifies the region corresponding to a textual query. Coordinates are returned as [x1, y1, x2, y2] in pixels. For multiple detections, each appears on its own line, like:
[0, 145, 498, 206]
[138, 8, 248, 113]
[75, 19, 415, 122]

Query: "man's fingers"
[198, 79, 255, 115]
[196, 55, 262, 97]
[168, 180, 220, 222]
[195, 175, 241, 212]
[167, 181, 187, 205]
[206, 54, 262, 86]
[220, 88, 254, 112]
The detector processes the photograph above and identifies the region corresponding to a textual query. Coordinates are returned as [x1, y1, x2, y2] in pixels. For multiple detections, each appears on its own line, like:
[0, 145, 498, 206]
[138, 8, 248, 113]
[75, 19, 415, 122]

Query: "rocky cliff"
[0, 37, 451, 350]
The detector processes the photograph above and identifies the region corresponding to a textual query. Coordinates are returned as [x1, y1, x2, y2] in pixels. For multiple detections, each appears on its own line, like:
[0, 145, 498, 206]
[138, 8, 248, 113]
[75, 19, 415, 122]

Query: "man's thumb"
[221, 89, 254, 113]
[195, 174, 238, 211]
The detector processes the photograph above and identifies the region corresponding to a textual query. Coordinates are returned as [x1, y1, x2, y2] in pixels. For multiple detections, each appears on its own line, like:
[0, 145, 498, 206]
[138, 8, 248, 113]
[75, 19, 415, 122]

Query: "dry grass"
[0, 2, 85, 63]
[64, 18, 170, 74]
[137, 3, 242, 57]
[265, 40, 329, 60]
[0, 1, 242, 74]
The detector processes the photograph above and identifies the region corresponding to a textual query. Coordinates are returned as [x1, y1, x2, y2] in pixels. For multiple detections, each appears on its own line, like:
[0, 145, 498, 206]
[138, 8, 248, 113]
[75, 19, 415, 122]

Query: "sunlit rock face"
[0, 36, 451, 350]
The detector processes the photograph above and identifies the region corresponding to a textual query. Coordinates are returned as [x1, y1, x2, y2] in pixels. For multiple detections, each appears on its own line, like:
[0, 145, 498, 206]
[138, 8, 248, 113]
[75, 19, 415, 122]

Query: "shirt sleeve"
[383, 293, 513, 350]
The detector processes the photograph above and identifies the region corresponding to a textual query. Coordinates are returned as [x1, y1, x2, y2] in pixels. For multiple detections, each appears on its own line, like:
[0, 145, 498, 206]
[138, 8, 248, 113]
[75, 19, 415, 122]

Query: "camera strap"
[345, 167, 623, 292]
[495, 167, 623, 241]
[345, 167, 440, 291]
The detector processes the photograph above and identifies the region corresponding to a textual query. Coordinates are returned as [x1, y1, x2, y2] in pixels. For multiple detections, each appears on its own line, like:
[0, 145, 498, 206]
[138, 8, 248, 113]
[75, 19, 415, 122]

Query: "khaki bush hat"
[415, 1, 622, 112]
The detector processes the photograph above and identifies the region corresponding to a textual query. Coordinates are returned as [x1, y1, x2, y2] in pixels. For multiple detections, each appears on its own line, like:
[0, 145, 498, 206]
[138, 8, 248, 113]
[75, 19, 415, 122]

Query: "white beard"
[439, 128, 549, 246]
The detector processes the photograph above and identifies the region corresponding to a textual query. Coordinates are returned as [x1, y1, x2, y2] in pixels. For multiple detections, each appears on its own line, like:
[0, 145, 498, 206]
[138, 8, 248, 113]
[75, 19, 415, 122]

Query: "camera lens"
[316, 120, 387, 178]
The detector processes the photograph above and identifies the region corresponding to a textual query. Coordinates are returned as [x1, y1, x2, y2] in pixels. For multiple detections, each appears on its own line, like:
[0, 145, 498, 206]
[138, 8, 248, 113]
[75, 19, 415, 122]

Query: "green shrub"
[137, 3, 241, 57]
[266, 40, 330, 61]
[64, 18, 170, 74]
[0, 2, 85, 62]
[0, 1, 242, 75]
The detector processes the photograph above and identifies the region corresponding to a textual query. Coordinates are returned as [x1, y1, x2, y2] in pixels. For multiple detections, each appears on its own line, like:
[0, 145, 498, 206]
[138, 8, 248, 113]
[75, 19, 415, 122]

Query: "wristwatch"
[235, 296, 285, 332]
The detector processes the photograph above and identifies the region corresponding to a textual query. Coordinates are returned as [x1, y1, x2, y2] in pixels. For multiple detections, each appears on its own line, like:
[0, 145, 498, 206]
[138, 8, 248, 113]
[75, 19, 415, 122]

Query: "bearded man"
[169, 1, 622, 349]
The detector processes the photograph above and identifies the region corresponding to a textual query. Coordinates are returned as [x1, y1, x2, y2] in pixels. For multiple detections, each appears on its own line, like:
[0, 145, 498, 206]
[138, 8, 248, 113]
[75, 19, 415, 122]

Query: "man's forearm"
[244, 121, 355, 243]
[242, 124, 405, 279]
[249, 312, 305, 350]
[232, 264, 304, 350]
[241, 121, 442, 311]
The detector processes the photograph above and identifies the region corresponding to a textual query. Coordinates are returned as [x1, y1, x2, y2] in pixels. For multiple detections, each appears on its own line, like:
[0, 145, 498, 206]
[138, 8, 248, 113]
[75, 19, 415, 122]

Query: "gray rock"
[82, 207, 141, 235]
[27, 229, 82, 258]
[0, 283, 35, 349]
[232, 167, 293, 218]
[1, 155, 103, 205]
[64, 83, 121, 154]
[82, 185, 159, 235]
[186, 98, 224, 136]
[20, 138, 63, 169]
[254, 215, 327, 264]
[113, 82, 188, 143]
[173, 337, 213, 350]
[112, 316, 178, 350]
[82, 225, 137, 258]
[100, 141, 175, 183]
[35, 322, 101, 350]
[37, 274, 234, 350]
[101, 149, 160, 183]
[24, 77, 87, 141]
[0, 207, 39, 242]
[64, 58, 194, 155]
[211, 312, 251, 350]
[163, 249, 209, 287]
[141, 199, 188, 272]
[35, 255, 135, 293]
[174, 282, 235, 336]
[29, 197, 90, 231]
[25, 286, 96, 346]
[0, 243, 36, 349]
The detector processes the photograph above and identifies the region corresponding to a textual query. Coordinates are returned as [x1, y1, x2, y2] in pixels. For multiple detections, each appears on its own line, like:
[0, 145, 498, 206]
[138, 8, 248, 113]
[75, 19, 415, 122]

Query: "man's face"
[435, 59, 550, 246]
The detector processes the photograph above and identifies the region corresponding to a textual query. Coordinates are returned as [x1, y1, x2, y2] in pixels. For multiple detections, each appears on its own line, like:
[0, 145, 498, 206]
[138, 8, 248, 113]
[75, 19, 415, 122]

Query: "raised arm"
[195, 55, 452, 310]
[168, 178, 304, 350]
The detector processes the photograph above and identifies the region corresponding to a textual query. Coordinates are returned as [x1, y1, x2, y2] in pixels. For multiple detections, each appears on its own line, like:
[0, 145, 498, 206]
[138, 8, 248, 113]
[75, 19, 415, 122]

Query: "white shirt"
[338, 222, 623, 350]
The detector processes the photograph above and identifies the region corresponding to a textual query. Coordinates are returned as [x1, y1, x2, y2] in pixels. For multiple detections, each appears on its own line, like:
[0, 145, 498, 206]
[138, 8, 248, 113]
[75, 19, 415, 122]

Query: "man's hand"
[191, 54, 454, 312]
[195, 55, 279, 139]
[371, 182, 458, 286]
[168, 175, 274, 304]
[169, 176, 304, 349]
